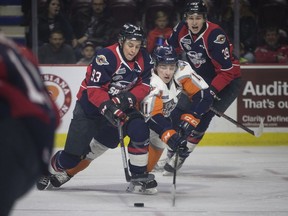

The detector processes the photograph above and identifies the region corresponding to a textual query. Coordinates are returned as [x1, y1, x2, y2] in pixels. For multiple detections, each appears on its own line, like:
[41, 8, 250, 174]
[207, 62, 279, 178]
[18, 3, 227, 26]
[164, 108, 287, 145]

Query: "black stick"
[117, 120, 131, 182]
[210, 107, 264, 137]
[171, 148, 179, 207]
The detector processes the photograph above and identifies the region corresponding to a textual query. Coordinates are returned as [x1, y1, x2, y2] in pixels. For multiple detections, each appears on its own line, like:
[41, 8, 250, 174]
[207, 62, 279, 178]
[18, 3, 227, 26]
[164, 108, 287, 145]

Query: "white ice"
[10, 146, 288, 216]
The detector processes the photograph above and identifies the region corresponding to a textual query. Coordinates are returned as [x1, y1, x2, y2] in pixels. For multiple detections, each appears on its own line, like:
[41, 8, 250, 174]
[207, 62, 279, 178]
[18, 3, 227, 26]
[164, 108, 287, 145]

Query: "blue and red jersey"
[77, 43, 154, 116]
[0, 35, 59, 126]
[167, 20, 241, 93]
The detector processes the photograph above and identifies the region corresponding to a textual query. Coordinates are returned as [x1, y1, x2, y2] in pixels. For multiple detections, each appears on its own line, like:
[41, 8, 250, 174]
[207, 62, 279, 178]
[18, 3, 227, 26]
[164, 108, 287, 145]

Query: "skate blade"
[152, 165, 164, 172]
[156, 158, 168, 168]
[46, 182, 55, 190]
[162, 170, 173, 176]
[126, 185, 158, 195]
[37, 180, 53, 191]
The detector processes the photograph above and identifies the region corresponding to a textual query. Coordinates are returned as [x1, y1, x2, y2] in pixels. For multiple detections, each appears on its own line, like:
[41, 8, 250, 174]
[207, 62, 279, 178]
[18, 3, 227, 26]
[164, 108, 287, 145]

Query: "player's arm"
[130, 49, 154, 103]
[165, 21, 185, 55]
[174, 61, 209, 97]
[174, 62, 213, 136]
[208, 29, 241, 93]
[141, 76, 186, 152]
[86, 50, 116, 107]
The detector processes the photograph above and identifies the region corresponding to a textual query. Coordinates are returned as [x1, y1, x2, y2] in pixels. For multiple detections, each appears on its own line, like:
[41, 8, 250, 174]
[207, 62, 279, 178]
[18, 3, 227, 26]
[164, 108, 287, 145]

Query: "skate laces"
[38, 175, 50, 185]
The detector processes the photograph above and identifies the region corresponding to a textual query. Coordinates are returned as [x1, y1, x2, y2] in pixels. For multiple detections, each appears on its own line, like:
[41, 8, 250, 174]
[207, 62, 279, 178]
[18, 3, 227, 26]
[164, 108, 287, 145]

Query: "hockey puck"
[134, 203, 144, 207]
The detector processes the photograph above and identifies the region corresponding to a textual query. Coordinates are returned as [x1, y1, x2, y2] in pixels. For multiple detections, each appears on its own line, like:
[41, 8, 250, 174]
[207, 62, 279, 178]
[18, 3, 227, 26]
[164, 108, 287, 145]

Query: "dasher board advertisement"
[237, 65, 288, 128]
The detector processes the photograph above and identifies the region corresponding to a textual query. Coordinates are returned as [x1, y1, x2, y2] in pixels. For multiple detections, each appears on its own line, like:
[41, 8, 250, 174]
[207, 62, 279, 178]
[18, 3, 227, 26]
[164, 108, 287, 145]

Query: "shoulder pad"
[150, 72, 166, 95]
[94, 47, 113, 66]
[175, 60, 209, 89]
[209, 28, 229, 46]
[174, 60, 193, 82]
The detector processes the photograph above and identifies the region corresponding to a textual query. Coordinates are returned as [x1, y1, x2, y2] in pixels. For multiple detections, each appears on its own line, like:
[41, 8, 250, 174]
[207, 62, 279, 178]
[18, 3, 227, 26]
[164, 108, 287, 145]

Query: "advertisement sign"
[237, 65, 288, 127]
[40, 66, 85, 133]
[41, 73, 72, 118]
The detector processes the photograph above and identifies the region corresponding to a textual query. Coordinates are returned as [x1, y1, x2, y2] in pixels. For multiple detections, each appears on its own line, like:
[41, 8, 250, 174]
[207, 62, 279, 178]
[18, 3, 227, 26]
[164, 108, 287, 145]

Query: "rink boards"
[39, 65, 288, 147]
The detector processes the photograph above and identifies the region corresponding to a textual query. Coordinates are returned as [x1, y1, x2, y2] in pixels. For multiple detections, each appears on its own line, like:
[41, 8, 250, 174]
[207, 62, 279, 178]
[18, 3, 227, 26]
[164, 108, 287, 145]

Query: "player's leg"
[125, 115, 158, 194]
[163, 78, 243, 174]
[162, 109, 215, 174]
[37, 102, 99, 190]
[147, 130, 166, 172]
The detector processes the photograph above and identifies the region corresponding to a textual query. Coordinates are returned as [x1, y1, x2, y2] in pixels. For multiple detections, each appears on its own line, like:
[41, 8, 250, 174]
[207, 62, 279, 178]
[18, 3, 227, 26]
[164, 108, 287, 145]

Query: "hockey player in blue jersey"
[37, 23, 158, 194]
[163, 0, 243, 173]
[0, 34, 59, 216]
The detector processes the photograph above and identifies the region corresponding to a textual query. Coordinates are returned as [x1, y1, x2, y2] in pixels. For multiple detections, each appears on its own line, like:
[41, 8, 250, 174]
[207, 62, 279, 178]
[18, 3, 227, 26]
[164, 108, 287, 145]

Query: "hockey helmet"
[184, 0, 207, 16]
[118, 23, 145, 45]
[152, 45, 178, 65]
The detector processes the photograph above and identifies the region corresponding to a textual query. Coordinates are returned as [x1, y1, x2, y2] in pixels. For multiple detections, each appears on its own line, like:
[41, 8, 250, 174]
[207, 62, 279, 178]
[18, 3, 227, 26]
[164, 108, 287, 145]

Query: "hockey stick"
[210, 107, 264, 137]
[171, 148, 179, 207]
[117, 120, 131, 182]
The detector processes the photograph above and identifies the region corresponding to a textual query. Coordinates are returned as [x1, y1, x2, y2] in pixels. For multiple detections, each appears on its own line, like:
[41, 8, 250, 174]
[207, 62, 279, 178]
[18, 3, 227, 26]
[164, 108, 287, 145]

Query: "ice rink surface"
[10, 146, 288, 216]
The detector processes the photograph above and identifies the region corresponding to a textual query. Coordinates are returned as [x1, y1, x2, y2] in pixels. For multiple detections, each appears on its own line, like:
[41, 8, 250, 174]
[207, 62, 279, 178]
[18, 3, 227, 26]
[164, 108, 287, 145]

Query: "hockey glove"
[161, 129, 188, 154]
[178, 113, 200, 137]
[111, 92, 137, 111]
[99, 100, 128, 126]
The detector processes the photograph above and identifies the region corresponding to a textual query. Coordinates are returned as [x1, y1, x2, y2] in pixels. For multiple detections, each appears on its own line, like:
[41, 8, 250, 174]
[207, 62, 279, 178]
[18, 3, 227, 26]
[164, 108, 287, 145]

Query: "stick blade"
[254, 118, 264, 137]
[171, 184, 176, 207]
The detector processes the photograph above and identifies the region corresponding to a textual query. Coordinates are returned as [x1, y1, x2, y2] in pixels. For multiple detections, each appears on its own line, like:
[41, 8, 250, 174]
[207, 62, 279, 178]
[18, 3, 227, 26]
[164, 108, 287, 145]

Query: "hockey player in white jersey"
[141, 45, 213, 174]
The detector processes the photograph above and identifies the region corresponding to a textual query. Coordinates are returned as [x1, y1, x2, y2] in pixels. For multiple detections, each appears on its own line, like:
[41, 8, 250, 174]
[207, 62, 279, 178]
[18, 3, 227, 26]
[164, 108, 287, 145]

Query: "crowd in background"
[20, 0, 288, 64]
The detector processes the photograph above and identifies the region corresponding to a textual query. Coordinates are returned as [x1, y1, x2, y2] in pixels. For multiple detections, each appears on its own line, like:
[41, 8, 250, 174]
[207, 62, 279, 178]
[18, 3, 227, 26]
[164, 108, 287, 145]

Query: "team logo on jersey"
[214, 34, 226, 44]
[163, 99, 177, 117]
[116, 68, 126, 74]
[199, 44, 205, 49]
[182, 38, 191, 44]
[108, 78, 138, 96]
[112, 75, 123, 81]
[95, 55, 109, 65]
[187, 51, 206, 68]
[183, 43, 191, 50]
[41, 74, 72, 118]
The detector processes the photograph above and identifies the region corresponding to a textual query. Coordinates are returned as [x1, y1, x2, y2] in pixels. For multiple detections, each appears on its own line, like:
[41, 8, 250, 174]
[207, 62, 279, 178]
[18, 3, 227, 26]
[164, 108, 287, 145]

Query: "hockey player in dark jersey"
[0, 34, 59, 216]
[36, 23, 158, 194]
[163, 0, 243, 173]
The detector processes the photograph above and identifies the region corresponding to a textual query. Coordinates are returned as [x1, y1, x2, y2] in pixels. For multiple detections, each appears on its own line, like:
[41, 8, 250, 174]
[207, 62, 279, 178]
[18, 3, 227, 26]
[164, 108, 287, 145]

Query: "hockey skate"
[163, 153, 188, 176]
[36, 174, 52, 190]
[126, 173, 158, 195]
[153, 150, 174, 172]
[50, 171, 72, 187]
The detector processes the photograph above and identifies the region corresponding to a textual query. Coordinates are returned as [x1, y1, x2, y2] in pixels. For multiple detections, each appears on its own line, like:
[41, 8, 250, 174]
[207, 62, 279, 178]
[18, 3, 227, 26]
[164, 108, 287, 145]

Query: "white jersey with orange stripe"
[141, 60, 208, 121]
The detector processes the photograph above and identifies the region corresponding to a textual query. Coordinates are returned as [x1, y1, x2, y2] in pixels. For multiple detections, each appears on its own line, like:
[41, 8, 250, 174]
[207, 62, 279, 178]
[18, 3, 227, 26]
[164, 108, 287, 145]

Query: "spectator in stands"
[38, 30, 77, 64]
[29, 0, 77, 48]
[146, 10, 173, 54]
[77, 41, 96, 65]
[221, 0, 258, 54]
[239, 42, 255, 64]
[74, 0, 117, 50]
[254, 27, 288, 63]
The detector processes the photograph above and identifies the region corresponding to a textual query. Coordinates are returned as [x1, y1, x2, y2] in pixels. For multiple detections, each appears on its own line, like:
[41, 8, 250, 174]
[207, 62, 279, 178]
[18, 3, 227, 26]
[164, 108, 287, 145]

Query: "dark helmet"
[152, 45, 178, 65]
[118, 23, 145, 45]
[184, 0, 207, 16]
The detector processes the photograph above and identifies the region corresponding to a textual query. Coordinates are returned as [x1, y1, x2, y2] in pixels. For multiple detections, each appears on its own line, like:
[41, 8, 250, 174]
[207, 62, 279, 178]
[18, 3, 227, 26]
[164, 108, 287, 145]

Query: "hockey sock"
[147, 145, 164, 172]
[66, 159, 91, 176]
